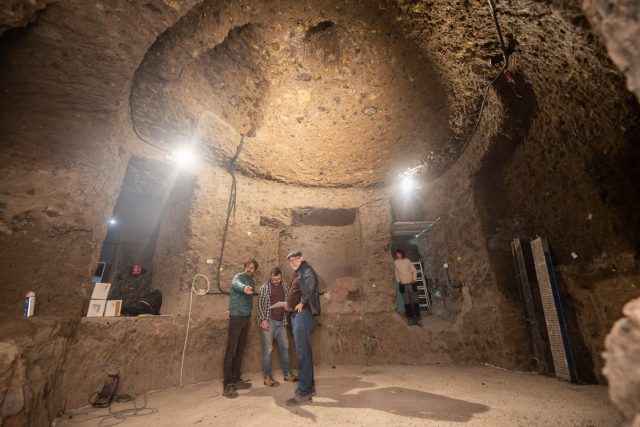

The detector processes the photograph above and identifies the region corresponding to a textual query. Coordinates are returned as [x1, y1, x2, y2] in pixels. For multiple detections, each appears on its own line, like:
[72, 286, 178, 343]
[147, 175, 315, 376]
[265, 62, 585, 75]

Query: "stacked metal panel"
[531, 237, 576, 381]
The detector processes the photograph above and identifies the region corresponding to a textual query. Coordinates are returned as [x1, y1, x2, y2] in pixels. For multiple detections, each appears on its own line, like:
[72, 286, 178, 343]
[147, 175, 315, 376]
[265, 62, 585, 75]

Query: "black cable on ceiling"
[427, 0, 517, 181]
[487, 0, 509, 69]
[208, 134, 246, 296]
[128, 65, 172, 154]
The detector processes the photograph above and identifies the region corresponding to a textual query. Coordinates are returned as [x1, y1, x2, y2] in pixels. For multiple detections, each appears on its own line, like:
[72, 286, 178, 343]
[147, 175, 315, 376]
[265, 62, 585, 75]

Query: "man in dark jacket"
[222, 259, 258, 399]
[285, 250, 320, 406]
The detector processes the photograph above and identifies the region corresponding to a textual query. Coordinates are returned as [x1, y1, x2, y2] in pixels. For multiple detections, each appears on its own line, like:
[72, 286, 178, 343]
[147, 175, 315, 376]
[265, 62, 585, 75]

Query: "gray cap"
[286, 250, 302, 260]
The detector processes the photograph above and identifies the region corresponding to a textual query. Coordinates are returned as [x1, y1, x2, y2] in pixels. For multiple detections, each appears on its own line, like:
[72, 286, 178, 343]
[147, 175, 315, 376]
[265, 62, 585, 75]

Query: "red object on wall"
[132, 264, 142, 276]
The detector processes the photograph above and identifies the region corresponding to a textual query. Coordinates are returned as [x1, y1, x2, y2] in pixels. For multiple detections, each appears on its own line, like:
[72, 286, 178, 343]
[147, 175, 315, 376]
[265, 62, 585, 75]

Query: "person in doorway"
[394, 249, 423, 327]
[222, 259, 259, 399]
[257, 267, 298, 387]
[285, 250, 320, 406]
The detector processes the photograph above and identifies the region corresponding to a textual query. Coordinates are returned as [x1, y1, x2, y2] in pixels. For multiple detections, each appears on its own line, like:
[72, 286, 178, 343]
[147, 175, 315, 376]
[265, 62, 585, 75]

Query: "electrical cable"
[176, 133, 246, 387]
[105, 393, 158, 425]
[128, 65, 172, 154]
[210, 134, 246, 295]
[487, 0, 509, 69]
[426, 0, 516, 181]
[179, 273, 211, 388]
[457, 0, 514, 159]
[415, 217, 442, 241]
[487, 0, 521, 98]
[458, 63, 506, 157]
[60, 392, 157, 426]
[356, 197, 388, 209]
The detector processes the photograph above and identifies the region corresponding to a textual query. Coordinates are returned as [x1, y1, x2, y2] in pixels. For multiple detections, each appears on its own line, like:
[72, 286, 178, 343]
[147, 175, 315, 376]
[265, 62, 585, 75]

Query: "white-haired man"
[285, 250, 320, 406]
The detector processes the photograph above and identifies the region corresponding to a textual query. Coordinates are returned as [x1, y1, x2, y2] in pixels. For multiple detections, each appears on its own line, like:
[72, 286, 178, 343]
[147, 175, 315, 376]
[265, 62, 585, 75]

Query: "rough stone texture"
[416, 143, 531, 369]
[0, 342, 23, 422]
[132, 0, 451, 187]
[0, 317, 75, 426]
[61, 310, 458, 409]
[291, 207, 358, 227]
[406, 0, 640, 381]
[415, 68, 640, 380]
[55, 365, 622, 427]
[0, 0, 639, 424]
[157, 166, 388, 315]
[0, 2, 200, 425]
[56, 162, 526, 408]
[0, 0, 56, 35]
[280, 225, 362, 291]
[582, 0, 640, 100]
[603, 297, 640, 425]
[396, 0, 639, 177]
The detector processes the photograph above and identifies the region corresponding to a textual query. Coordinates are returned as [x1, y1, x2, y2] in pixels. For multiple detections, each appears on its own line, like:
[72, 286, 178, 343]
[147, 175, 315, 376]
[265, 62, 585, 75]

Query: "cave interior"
[1, 0, 640, 425]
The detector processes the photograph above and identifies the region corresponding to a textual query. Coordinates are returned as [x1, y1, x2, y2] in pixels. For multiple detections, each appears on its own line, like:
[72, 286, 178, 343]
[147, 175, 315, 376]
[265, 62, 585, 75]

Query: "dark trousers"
[400, 283, 421, 320]
[291, 309, 315, 396]
[223, 316, 250, 386]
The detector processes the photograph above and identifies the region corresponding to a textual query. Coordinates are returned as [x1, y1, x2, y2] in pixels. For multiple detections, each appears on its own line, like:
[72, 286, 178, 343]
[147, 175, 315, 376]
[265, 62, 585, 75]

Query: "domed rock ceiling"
[131, 0, 450, 187]
[2, 0, 640, 424]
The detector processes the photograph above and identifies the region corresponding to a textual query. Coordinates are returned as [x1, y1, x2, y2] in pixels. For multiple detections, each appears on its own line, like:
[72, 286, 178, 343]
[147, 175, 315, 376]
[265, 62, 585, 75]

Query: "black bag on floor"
[121, 290, 162, 316]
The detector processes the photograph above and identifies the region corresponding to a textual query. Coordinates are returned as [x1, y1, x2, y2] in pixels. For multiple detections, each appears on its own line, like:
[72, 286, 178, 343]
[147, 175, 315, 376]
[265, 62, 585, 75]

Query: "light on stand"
[169, 147, 195, 168]
[401, 175, 415, 193]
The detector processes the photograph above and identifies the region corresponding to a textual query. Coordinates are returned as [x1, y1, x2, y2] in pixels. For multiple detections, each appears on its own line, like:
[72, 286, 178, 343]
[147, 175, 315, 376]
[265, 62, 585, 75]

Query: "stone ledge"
[81, 315, 174, 324]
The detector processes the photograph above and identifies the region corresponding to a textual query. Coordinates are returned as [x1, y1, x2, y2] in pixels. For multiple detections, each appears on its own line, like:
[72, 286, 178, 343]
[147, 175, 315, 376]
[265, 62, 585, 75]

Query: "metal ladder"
[413, 260, 432, 311]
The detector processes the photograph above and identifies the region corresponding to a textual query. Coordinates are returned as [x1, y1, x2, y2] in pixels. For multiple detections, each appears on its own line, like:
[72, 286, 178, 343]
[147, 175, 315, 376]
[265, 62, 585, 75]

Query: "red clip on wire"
[503, 69, 522, 98]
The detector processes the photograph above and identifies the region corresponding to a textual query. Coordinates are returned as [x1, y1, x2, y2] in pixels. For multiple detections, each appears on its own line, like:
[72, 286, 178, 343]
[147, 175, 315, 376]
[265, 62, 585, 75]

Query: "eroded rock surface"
[583, 0, 640, 100]
[603, 297, 640, 425]
[0, 0, 55, 35]
[0, 0, 639, 424]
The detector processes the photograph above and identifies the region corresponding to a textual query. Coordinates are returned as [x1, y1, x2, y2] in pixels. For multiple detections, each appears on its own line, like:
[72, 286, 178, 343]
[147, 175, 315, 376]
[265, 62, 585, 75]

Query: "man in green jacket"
[223, 259, 259, 398]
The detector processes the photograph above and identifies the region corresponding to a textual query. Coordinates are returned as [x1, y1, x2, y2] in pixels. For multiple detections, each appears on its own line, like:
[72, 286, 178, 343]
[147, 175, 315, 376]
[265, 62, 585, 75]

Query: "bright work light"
[170, 147, 195, 168]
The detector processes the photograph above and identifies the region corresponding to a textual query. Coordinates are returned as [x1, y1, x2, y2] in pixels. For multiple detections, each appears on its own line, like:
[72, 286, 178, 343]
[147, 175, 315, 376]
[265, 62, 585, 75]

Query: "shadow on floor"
[245, 376, 489, 422]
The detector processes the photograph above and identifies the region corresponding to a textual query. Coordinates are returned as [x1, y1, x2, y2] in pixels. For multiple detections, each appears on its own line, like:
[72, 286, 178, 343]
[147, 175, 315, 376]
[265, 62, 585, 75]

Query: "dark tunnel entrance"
[91, 156, 196, 312]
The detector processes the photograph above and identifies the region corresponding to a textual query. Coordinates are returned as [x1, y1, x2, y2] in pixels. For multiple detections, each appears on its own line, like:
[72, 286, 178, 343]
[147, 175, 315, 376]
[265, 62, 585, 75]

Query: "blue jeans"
[291, 309, 315, 396]
[261, 319, 291, 378]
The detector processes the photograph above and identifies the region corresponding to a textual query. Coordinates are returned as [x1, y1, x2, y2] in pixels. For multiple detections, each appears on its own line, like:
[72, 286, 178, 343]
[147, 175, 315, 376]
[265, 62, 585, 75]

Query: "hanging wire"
[209, 134, 246, 295]
[128, 65, 172, 154]
[459, 0, 516, 158]
[426, 0, 518, 181]
[179, 273, 211, 387]
[487, 0, 509, 68]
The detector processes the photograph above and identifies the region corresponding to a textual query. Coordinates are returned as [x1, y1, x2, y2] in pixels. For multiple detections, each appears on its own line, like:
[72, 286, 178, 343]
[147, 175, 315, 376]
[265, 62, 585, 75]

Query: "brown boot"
[285, 393, 312, 406]
[283, 372, 298, 382]
[264, 376, 280, 387]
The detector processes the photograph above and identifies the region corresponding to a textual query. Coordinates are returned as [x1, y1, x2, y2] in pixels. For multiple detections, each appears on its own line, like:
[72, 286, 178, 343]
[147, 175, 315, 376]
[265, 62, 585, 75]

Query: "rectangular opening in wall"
[291, 207, 357, 226]
[90, 156, 195, 316]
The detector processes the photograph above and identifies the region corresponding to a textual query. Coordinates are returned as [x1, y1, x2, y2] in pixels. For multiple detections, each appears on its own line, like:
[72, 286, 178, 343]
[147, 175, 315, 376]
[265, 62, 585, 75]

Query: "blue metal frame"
[544, 250, 578, 382]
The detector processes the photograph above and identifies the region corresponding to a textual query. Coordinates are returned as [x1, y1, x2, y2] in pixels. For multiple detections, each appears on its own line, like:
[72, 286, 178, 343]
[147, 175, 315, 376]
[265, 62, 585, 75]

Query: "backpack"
[121, 290, 162, 316]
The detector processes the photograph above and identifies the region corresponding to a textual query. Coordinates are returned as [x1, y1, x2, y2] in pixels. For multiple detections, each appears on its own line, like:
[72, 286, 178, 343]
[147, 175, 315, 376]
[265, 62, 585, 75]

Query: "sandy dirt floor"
[54, 364, 621, 427]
